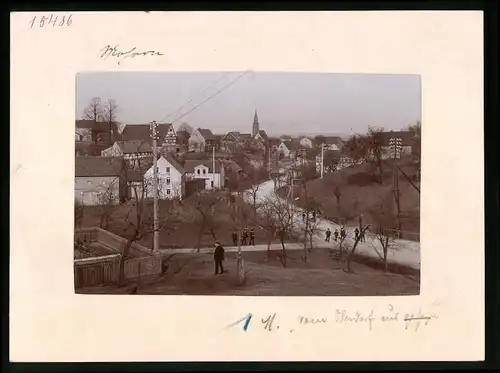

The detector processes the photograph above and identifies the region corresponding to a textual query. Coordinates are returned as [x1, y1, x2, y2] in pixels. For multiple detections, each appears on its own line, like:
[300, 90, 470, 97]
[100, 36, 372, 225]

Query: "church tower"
[252, 110, 260, 138]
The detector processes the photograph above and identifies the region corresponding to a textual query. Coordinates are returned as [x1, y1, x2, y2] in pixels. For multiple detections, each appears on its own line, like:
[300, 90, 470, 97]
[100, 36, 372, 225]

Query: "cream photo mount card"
[10, 11, 484, 362]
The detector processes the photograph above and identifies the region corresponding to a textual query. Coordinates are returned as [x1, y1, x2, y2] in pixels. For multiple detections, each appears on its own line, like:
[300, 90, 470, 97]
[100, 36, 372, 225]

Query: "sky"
[76, 71, 421, 137]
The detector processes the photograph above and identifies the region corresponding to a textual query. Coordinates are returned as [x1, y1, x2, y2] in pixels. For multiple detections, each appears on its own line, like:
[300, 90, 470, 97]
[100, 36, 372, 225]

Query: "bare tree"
[177, 122, 194, 135]
[188, 191, 221, 252]
[407, 120, 421, 181]
[333, 185, 342, 210]
[95, 180, 118, 230]
[102, 99, 119, 142]
[365, 126, 385, 184]
[344, 224, 371, 273]
[74, 198, 84, 229]
[258, 194, 297, 267]
[83, 97, 104, 122]
[368, 200, 397, 272]
[244, 179, 262, 221]
[117, 157, 180, 286]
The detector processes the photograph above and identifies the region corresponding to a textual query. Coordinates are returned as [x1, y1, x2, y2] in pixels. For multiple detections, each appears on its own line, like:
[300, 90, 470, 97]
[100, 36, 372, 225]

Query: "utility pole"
[150, 121, 160, 252]
[389, 137, 403, 238]
[212, 145, 216, 189]
[320, 143, 324, 179]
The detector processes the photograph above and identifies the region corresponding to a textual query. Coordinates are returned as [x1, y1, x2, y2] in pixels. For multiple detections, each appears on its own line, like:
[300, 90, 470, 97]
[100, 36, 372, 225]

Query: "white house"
[299, 136, 313, 148]
[143, 154, 186, 200]
[276, 140, 297, 159]
[183, 160, 225, 190]
[75, 156, 125, 205]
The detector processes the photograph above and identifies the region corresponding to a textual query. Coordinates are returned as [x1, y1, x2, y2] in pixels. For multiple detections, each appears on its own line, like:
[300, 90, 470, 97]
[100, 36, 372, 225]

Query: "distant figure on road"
[242, 228, 248, 245]
[325, 228, 331, 242]
[232, 230, 238, 246]
[214, 241, 225, 275]
[333, 229, 339, 242]
[249, 228, 255, 246]
[340, 227, 346, 240]
[360, 228, 366, 242]
[354, 228, 360, 241]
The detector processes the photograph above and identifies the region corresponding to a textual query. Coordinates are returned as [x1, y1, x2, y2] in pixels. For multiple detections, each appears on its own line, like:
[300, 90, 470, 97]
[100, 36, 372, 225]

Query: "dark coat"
[214, 245, 225, 261]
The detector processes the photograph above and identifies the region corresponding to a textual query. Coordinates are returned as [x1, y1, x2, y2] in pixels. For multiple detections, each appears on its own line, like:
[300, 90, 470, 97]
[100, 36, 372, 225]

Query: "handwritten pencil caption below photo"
[226, 304, 439, 333]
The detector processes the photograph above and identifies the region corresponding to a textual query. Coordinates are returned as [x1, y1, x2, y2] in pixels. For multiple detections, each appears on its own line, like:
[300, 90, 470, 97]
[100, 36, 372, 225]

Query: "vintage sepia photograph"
[74, 71, 421, 296]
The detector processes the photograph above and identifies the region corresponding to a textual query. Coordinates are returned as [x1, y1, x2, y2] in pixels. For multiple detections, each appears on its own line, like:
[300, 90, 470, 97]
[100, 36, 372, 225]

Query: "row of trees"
[342, 122, 422, 183]
[83, 96, 119, 124]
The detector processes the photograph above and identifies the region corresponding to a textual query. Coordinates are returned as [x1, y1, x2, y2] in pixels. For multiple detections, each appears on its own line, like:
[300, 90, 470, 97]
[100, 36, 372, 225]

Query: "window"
[197, 169, 200, 175]
[166, 189, 171, 195]
[166, 178, 171, 185]
[166, 167, 170, 173]
[211, 181, 214, 188]
[202, 169, 206, 174]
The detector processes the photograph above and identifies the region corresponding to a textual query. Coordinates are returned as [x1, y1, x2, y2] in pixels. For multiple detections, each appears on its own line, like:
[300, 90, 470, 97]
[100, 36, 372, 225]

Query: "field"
[77, 247, 420, 296]
[278, 157, 420, 238]
[79, 192, 298, 250]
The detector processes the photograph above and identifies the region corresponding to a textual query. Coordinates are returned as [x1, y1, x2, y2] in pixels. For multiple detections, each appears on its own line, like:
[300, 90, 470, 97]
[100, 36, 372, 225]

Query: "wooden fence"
[74, 254, 163, 288]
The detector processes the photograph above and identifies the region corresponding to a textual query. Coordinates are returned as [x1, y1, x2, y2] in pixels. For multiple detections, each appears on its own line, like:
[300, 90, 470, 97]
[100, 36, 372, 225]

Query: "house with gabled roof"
[75, 156, 125, 205]
[188, 128, 216, 152]
[298, 136, 313, 149]
[276, 139, 299, 159]
[183, 159, 225, 190]
[75, 120, 121, 146]
[101, 140, 153, 169]
[143, 153, 186, 200]
[321, 136, 344, 151]
[374, 130, 416, 159]
[120, 123, 179, 153]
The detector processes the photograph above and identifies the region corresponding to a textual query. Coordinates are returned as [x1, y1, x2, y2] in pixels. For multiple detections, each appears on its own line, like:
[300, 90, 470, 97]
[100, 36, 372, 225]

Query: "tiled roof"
[257, 130, 269, 141]
[75, 143, 110, 156]
[197, 128, 215, 140]
[75, 156, 124, 177]
[76, 120, 119, 133]
[121, 123, 175, 142]
[238, 133, 252, 140]
[323, 136, 344, 145]
[183, 159, 223, 173]
[116, 140, 153, 154]
[162, 153, 186, 174]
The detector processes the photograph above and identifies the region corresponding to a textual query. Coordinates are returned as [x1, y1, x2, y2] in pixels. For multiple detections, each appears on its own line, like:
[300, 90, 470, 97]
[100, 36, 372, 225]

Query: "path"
[243, 178, 421, 270]
[160, 242, 303, 255]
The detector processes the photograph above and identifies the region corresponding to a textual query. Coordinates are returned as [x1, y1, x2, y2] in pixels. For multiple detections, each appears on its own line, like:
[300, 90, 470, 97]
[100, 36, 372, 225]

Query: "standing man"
[333, 228, 339, 242]
[214, 241, 225, 275]
[340, 227, 346, 240]
[325, 228, 331, 242]
[232, 230, 238, 246]
[249, 228, 255, 246]
[354, 227, 360, 241]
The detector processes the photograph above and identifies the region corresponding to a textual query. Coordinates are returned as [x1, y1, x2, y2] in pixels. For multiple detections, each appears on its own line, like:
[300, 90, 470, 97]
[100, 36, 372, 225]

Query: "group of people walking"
[231, 228, 255, 246]
[324, 226, 366, 243]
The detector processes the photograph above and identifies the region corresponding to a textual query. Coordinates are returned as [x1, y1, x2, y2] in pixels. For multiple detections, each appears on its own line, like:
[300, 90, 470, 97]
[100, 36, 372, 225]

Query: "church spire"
[252, 110, 260, 137]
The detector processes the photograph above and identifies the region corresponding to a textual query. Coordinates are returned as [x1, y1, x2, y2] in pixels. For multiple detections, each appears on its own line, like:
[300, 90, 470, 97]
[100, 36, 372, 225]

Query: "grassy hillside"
[279, 157, 420, 239]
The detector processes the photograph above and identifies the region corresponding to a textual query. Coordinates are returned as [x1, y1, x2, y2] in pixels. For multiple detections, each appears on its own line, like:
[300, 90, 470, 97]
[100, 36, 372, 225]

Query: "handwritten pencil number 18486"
[29, 14, 73, 28]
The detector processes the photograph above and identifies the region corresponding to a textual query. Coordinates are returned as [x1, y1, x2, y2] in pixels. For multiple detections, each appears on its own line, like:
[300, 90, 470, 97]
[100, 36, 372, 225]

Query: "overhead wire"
[158, 71, 234, 124]
[167, 70, 252, 125]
